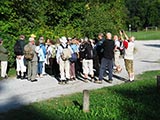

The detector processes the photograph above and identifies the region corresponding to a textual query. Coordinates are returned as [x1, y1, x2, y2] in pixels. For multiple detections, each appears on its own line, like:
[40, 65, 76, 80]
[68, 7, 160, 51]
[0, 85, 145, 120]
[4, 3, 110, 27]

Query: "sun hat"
[60, 36, 67, 44]
[31, 34, 36, 38]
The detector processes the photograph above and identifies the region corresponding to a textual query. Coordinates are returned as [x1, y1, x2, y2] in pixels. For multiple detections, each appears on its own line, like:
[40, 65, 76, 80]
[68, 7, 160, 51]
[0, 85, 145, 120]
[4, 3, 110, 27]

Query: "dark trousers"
[49, 57, 59, 77]
[93, 55, 100, 76]
[99, 58, 113, 80]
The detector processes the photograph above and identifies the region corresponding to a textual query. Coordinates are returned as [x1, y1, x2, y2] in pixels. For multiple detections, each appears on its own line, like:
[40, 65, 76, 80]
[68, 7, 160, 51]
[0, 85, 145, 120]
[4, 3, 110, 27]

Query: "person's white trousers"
[1, 61, 8, 77]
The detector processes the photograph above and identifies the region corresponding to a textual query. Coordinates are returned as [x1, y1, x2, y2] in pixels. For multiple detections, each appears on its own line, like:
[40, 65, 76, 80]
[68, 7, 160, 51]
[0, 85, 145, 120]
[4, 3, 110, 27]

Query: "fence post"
[157, 76, 160, 93]
[83, 89, 89, 112]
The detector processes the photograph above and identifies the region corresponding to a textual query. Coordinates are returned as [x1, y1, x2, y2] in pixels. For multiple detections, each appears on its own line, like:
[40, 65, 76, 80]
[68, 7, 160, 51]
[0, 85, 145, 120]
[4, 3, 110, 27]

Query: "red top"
[123, 40, 128, 49]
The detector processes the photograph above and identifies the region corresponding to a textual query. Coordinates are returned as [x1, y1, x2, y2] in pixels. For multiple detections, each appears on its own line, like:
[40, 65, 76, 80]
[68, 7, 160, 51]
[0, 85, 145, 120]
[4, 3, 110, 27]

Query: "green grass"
[7, 68, 16, 77]
[128, 30, 160, 40]
[1, 71, 160, 120]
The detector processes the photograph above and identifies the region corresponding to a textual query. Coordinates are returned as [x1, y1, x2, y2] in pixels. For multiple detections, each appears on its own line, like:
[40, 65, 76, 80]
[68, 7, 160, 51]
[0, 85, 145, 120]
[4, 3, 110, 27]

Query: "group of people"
[0, 30, 135, 84]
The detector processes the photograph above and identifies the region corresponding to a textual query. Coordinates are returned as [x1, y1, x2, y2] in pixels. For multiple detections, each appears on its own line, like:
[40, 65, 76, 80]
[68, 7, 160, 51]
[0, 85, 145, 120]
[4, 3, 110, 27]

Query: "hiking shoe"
[108, 80, 113, 83]
[58, 80, 66, 85]
[65, 80, 69, 84]
[21, 76, 26, 80]
[94, 80, 102, 84]
[91, 77, 95, 82]
[84, 79, 88, 83]
[31, 79, 38, 82]
[73, 77, 76, 81]
[17, 75, 21, 79]
[58, 81, 63, 85]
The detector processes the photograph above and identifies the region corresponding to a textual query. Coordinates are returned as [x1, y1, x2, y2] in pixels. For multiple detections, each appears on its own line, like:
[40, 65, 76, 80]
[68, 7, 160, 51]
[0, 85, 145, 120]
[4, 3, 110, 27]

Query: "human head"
[129, 36, 135, 42]
[84, 37, 89, 42]
[29, 37, 35, 44]
[39, 36, 44, 43]
[106, 32, 112, 39]
[98, 33, 104, 40]
[113, 35, 118, 41]
[60, 36, 67, 44]
[20, 35, 25, 40]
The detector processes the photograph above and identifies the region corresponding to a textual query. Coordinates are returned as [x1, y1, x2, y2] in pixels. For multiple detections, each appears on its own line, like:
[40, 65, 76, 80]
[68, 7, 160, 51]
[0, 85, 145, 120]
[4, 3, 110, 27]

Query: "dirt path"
[0, 40, 160, 112]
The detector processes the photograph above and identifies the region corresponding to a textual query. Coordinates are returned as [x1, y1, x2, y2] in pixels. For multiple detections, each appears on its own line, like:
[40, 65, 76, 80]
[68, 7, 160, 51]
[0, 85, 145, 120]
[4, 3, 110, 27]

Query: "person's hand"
[119, 30, 123, 36]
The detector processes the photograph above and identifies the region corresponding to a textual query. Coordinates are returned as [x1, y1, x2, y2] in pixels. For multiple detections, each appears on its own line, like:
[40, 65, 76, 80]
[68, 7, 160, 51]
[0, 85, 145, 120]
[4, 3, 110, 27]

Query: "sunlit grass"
[129, 30, 160, 40]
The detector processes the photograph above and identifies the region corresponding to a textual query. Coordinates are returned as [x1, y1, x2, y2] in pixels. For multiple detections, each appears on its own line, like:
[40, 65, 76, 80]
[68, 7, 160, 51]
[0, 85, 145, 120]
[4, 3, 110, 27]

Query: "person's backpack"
[79, 43, 86, 60]
[119, 40, 125, 56]
[84, 43, 94, 59]
[69, 45, 78, 62]
[14, 40, 23, 55]
[60, 44, 71, 61]
[51, 45, 56, 58]
[69, 53, 78, 62]
[24, 44, 34, 60]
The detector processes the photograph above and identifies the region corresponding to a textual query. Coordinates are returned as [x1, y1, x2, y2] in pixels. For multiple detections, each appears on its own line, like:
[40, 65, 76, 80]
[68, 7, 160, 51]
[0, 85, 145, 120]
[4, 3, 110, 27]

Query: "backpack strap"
[60, 44, 64, 49]
[60, 44, 68, 49]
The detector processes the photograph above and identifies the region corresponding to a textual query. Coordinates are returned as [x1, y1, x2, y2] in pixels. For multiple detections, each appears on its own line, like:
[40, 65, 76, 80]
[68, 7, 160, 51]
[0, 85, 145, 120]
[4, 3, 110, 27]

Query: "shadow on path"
[143, 43, 160, 48]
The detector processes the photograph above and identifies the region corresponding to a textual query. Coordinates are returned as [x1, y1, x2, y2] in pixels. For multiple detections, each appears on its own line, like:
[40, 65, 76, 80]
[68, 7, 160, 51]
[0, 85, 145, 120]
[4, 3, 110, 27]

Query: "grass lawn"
[1, 70, 160, 120]
[127, 30, 160, 40]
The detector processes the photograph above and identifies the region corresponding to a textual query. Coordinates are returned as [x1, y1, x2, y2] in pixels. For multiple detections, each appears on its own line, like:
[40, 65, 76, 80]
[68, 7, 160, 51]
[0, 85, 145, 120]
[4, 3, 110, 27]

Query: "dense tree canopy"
[0, 0, 160, 66]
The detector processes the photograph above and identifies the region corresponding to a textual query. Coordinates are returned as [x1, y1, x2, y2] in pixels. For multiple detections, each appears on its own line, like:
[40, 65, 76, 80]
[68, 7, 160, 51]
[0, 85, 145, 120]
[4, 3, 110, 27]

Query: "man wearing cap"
[56, 36, 72, 84]
[0, 38, 8, 79]
[25, 37, 38, 82]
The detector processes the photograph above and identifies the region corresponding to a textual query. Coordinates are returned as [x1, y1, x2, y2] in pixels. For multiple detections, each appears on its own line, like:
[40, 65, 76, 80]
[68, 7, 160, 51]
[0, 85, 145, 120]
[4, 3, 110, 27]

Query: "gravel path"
[0, 40, 160, 112]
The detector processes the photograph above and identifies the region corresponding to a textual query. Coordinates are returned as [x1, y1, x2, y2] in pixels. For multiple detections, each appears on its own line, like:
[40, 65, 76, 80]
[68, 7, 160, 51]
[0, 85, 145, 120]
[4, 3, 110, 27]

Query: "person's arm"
[0, 46, 8, 54]
[123, 31, 129, 40]
[56, 45, 63, 64]
[119, 30, 124, 41]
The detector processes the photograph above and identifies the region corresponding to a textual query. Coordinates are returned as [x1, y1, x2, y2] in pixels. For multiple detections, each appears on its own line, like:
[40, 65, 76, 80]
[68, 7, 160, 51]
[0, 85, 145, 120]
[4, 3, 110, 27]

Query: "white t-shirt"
[124, 41, 134, 60]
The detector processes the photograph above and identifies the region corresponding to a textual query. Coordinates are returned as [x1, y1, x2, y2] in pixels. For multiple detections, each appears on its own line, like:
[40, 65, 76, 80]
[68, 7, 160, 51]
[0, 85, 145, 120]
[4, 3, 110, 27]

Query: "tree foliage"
[126, 0, 160, 31]
[0, 0, 159, 67]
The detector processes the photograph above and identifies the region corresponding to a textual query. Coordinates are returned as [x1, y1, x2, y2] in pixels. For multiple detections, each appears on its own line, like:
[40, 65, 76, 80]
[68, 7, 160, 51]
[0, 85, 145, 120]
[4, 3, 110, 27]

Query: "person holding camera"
[120, 30, 135, 82]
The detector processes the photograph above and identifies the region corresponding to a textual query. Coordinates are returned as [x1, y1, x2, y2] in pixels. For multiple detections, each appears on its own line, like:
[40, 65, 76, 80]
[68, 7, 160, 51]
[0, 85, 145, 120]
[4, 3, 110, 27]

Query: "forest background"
[0, 0, 160, 67]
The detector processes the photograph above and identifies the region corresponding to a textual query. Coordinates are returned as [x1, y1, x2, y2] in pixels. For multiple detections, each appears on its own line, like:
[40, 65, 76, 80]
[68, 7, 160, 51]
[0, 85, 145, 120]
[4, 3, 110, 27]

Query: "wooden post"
[83, 90, 89, 112]
[157, 76, 160, 93]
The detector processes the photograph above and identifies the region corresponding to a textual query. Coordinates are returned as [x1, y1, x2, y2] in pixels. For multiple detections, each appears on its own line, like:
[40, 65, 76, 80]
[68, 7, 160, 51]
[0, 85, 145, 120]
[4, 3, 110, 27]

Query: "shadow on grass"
[72, 100, 83, 110]
[0, 96, 67, 120]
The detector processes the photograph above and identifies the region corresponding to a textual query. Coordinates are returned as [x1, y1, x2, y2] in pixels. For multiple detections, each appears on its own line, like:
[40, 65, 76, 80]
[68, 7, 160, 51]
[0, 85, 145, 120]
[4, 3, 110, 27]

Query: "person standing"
[95, 32, 115, 84]
[36, 37, 46, 78]
[24, 37, 38, 82]
[120, 30, 135, 82]
[95, 33, 105, 63]
[0, 38, 8, 79]
[69, 38, 79, 80]
[113, 35, 122, 73]
[14, 35, 26, 79]
[45, 39, 59, 77]
[81, 37, 94, 82]
[94, 33, 105, 76]
[56, 36, 72, 84]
